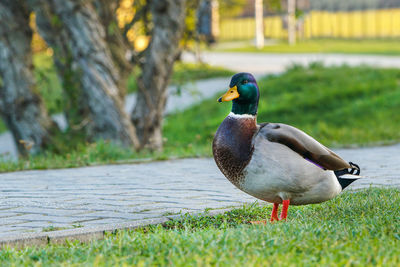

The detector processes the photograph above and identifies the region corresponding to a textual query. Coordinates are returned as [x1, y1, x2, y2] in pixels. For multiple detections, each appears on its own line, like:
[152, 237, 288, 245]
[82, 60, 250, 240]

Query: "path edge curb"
[0, 208, 234, 249]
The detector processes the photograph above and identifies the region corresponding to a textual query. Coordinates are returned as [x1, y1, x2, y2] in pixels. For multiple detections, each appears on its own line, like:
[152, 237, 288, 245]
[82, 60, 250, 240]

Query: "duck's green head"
[218, 72, 259, 115]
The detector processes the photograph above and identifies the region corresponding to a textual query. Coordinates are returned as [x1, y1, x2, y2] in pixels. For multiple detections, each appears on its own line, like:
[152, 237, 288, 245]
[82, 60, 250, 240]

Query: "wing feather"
[258, 123, 350, 170]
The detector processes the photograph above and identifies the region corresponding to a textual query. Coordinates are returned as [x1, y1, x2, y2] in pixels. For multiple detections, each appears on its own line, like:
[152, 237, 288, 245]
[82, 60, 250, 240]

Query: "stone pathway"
[0, 159, 254, 239]
[0, 143, 399, 240]
[183, 52, 400, 75]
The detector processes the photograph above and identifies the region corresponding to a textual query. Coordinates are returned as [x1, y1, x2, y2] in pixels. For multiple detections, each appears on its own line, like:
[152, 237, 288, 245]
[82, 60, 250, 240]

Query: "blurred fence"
[219, 8, 400, 40]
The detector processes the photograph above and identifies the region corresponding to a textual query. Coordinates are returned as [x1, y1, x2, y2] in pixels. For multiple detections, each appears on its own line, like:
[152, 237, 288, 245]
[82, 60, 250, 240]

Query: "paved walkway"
[0, 143, 399, 239]
[182, 52, 400, 75]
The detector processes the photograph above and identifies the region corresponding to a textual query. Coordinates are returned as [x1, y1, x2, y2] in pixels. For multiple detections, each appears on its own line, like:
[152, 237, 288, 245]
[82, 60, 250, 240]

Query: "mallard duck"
[213, 73, 361, 222]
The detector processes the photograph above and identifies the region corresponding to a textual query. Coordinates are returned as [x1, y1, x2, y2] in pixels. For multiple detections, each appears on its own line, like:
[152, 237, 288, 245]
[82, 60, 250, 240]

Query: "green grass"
[1, 64, 399, 172]
[165, 63, 400, 149]
[0, 139, 208, 172]
[1, 188, 399, 266]
[216, 39, 400, 55]
[0, 121, 6, 133]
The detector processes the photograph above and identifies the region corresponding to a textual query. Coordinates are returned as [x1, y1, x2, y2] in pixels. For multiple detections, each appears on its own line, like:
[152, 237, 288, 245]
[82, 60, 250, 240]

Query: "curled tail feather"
[334, 162, 361, 190]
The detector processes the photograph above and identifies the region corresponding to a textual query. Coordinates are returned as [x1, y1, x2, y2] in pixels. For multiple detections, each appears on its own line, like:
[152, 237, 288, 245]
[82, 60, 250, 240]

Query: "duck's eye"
[243, 80, 248, 84]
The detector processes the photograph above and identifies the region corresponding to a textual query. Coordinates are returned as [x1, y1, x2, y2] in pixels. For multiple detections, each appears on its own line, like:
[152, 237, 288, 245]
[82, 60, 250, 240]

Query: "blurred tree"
[197, 0, 214, 43]
[1, 0, 190, 154]
[255, 0, 264, 48]
[94, 0, 136, 99]
[30, 0, 139, 135]
[196, 0, 220, 45]
[0, 0, 60, 156]
[28, 0, 89, 136]
[288, 0, 296, 45]
[131, 0, 186, 150]
[30, 0, 140, 149]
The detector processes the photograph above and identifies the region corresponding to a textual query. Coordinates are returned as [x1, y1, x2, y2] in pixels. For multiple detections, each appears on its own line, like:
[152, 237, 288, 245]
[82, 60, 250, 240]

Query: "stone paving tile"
[0, 227, 36, 237]
[78, 218, 131, 226]
[0, 144, 399, 237]
[15, 221, 72, 229]
[0, 212, 21, 218]
[1, 214, 83, 224]
[71, 211, 151, 221]
[7, 207, 90, 216]
[0, 218, 28, 226]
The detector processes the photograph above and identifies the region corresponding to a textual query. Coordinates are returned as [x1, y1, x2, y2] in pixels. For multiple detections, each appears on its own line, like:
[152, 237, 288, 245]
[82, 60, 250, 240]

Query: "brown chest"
[212, 115, 257, 186]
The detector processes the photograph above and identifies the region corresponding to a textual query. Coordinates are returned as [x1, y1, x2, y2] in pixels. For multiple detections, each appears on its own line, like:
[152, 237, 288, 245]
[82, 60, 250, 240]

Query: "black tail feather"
[334, 162, 361, 190]
[348, 162, 360, 175]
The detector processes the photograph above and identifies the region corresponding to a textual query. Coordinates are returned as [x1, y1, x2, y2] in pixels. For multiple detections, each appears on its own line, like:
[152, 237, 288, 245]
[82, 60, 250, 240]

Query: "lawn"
[166, 63, 400, 149]
[1, 188, 399, 265]
[0, 121, 6, 134]
[1, 64, 399, 172]
[215, 39, 400, 55]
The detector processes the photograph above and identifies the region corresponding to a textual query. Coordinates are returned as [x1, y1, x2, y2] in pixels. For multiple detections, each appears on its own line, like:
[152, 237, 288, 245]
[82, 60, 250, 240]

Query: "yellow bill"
[217, 86, 239, 102]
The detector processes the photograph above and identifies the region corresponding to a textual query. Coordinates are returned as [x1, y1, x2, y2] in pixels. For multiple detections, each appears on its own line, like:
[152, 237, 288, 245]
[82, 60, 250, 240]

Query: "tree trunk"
[0, 0, 59, 156]
[94, 0, 135, 99]
[211, 0, 220, 40]
[131, 0, 186, 150]
[288, 0, 296, 45]
[255, 0, 264, 49]
[29, 0, 90, 133]
[37, 0, 140, 148]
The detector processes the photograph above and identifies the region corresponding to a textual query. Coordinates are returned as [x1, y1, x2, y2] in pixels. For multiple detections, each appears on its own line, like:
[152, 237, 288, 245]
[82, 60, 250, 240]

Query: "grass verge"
[165, 63, 400, 149]
[0, 122, 6, 134]
[216, 39, 400, 55]
[1, 188, 399, 266]
[1, 64, 399, 172]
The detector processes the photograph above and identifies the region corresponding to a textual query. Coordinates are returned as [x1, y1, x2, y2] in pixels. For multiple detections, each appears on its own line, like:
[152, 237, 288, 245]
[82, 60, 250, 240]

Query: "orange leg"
[270, 203, 279, 222]
[279, 199, 290, 221]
